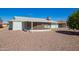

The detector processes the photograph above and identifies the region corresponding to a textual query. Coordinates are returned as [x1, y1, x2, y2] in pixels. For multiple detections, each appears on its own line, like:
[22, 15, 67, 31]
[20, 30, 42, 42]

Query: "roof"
[57, 20, 66, 24]
[9, 16, 57, 23]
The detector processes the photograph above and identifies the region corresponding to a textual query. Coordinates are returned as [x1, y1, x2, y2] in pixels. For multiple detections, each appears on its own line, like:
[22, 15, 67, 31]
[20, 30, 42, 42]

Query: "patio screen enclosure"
[22, 22, 51, 30]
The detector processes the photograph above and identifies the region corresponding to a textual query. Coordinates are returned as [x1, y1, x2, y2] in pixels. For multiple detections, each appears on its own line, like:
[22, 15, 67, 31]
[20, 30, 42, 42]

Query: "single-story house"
[8, 16, 58, 31]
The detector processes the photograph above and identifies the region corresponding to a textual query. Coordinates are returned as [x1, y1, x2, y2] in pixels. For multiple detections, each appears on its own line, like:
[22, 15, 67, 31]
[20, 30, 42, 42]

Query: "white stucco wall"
[13, 22, 22, 30]
[51, 24, 58, 28]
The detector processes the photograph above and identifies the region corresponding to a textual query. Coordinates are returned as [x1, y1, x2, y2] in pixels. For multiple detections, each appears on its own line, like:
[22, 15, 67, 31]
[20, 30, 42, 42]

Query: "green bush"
[67, 10, 79, 30]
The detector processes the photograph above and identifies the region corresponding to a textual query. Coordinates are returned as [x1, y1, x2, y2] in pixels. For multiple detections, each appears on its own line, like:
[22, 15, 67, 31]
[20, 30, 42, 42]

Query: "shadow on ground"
[56, 30, 79, 36]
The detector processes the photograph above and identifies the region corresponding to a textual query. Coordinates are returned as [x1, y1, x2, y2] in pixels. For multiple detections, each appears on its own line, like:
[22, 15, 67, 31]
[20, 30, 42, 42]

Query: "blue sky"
[0, 8, 77, 22]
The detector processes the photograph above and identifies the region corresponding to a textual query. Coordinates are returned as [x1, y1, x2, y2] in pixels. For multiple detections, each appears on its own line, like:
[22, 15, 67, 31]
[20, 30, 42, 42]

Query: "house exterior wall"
[13, 22, 22, 30]
[51, 23, 58, 28]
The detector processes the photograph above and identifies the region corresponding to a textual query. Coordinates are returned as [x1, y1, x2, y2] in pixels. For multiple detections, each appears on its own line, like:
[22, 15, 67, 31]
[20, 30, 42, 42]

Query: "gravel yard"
[0, 29, 79, 51]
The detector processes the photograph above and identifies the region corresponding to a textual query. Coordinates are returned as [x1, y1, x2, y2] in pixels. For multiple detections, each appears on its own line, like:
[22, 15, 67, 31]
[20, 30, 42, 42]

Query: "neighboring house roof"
[9, 16, 57, 23]
[57, 20, 66, 24]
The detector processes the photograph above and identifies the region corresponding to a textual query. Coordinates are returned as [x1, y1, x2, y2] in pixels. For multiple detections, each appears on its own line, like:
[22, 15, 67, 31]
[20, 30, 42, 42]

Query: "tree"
[0, 17, 3, 28]
[67, 10, 79, 30]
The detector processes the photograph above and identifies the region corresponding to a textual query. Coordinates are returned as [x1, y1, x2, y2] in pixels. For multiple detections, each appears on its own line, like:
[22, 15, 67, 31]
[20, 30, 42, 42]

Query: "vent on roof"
[13, 16, 16, 19]
[46, 16, 51, 20]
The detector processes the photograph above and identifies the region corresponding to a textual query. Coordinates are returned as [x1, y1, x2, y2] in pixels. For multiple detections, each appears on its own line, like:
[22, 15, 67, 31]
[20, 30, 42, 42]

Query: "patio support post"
[31, 22, 33, 30]
[50, 23, 51, 29]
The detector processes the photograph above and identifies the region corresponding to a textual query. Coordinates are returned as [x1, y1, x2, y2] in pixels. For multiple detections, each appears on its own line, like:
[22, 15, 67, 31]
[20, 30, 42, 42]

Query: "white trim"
[30, 29, 51, 32]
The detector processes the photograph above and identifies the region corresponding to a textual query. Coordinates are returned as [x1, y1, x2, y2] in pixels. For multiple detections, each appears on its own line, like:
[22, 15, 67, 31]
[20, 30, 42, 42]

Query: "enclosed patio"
[22, 22, 51, 30]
